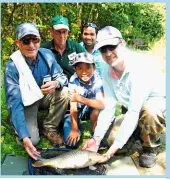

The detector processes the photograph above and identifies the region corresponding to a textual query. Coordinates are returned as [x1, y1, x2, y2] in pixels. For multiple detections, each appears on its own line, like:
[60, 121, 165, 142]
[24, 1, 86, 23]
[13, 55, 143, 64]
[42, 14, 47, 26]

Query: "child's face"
[74, 62, 95, 84]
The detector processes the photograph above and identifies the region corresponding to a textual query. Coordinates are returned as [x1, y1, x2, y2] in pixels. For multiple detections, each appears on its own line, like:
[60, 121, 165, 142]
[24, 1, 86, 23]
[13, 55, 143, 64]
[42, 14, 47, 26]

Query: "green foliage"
[1, 3, 165, 64]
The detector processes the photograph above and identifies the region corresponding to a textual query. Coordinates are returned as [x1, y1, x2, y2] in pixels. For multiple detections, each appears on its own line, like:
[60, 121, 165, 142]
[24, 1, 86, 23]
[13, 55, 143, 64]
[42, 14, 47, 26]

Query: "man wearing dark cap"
[5, 22, 70, 160]
[42, 16, 86, 80]
[83, 26, 166, 168]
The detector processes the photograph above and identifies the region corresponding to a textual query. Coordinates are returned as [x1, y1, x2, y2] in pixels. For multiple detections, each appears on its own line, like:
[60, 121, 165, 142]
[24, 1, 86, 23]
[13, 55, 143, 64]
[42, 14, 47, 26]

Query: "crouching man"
[5, 22, 69, 160]
[83, 26, 166, 168]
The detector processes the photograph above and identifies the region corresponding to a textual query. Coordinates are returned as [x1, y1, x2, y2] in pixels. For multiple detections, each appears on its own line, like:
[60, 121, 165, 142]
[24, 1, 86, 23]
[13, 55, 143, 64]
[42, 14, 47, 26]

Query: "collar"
[80, 42, 100, 55]
[109, 64, 129, 80]
[25, 55, 39, 66]
[51, 39, 72, 51]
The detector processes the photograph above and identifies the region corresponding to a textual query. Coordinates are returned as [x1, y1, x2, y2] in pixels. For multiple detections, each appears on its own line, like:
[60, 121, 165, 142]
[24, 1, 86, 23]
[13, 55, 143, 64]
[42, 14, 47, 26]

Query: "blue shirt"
[5, 48, 68, 140]
[69, 73, 104, 109]
[80, 42, 105, 78]
[94, 51, 166, 149]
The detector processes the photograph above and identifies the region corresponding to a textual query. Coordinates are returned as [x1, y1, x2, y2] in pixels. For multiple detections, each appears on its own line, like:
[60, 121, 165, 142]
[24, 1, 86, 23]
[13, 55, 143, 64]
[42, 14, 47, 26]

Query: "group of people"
[4, 15, 166, 169]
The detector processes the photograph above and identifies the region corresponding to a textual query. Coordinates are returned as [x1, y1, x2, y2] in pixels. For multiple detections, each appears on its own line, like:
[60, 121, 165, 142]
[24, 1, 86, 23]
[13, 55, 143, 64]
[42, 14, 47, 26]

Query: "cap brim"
[18, 32, 40, 40]
[72, 60, 94, 66]
[95, 38, 120, 50]
[53, 24, 69, 31]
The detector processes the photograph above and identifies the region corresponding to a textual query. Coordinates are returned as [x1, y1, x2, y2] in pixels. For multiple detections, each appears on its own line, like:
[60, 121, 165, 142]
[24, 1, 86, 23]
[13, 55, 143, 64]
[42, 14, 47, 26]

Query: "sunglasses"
[83, 22, 98, 29]
[20, 37, 40, 45]
[99, 44, 120, 53]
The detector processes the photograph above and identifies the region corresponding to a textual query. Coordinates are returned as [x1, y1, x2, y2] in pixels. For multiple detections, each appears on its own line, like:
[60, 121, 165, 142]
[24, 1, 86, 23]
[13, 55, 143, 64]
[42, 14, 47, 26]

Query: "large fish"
[32, 150, 108, 169]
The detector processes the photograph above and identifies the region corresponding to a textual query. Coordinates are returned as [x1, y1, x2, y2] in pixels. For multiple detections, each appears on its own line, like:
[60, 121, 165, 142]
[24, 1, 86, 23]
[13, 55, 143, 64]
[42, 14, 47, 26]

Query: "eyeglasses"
[83, 22, 98, 29]
[99, 44, 120, 53]
[20, 37, 40, 45]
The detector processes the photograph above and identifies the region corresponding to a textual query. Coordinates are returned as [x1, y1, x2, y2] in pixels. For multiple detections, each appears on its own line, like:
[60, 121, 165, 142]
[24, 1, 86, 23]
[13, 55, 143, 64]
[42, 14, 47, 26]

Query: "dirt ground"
[131, 132, 166, 175]
[114, 132, 166, 176]
[131, 151, 166, 175]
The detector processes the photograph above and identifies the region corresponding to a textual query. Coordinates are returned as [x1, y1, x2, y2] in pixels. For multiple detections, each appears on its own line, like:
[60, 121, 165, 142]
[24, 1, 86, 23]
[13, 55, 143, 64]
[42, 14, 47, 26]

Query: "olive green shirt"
[42, 39, 86, 79]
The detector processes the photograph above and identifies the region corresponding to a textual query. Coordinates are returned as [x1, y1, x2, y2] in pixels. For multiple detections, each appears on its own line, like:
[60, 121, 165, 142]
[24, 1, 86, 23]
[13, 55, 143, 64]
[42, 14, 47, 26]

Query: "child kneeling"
[64, 52, 104, 148]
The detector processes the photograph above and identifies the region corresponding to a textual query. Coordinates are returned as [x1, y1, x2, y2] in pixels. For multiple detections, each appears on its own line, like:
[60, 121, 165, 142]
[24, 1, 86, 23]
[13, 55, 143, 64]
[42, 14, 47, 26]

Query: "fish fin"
[89, 165, 97, 170]
[36, 155, 45, 161]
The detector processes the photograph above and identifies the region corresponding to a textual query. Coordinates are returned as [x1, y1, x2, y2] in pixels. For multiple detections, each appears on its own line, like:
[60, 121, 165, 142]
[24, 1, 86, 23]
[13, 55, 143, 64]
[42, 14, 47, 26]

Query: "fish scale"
[32, 150, 108, 169]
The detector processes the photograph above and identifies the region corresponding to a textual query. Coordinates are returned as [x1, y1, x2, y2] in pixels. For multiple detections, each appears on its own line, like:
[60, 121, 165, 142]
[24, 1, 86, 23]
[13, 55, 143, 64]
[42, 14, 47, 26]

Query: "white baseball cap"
[95, 26, 123, 50]
[16, 22, 40, 40]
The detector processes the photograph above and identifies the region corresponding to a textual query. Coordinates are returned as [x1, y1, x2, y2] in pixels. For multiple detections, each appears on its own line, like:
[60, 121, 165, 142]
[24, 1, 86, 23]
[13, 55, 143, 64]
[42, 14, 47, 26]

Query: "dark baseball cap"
[72, 52, 94, 66]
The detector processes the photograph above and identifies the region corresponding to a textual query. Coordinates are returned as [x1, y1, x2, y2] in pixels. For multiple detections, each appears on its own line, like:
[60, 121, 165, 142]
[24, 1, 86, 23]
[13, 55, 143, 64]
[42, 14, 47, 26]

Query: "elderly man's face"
[15, 35, 40, 60]
[82, 27, 97, 48]
[50, 28, 69, 47]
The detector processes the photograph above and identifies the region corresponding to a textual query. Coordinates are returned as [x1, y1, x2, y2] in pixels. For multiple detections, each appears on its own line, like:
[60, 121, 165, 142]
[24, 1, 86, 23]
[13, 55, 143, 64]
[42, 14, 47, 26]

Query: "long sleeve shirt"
[94, 51, 165, 149]
[5, 48, 68, 140]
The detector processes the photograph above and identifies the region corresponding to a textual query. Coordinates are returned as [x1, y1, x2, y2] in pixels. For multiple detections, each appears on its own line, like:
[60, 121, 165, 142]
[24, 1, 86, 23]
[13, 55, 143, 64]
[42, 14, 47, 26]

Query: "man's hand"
[82, 138, 100, 152]
[66, 130, 80, 146]
[103, 144, 119, 159]
[23, 137, 40, 160]
[41, 81, 58, 94]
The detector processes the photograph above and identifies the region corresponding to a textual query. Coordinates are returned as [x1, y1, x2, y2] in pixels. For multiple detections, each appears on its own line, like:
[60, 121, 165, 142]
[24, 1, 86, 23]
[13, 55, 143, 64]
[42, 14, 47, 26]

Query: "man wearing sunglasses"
[42, 16, 86, 80]
[83, 26, 166, 168]
[80, 22, 104, 78]
[5, 22, 70, 160]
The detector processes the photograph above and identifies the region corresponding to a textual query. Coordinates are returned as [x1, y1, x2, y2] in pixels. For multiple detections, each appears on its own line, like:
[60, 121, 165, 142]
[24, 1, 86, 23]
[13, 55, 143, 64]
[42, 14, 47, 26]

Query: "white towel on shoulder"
[10, 50, 44, 106]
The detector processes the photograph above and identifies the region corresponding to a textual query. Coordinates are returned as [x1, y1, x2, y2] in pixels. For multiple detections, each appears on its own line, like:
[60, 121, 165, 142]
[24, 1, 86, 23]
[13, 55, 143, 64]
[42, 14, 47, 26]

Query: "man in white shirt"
[83, 26, 166, 168]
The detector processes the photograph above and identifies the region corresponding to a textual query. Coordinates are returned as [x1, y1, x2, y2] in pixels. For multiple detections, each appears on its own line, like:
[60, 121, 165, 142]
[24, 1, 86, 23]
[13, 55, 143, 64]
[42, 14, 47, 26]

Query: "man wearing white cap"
[42, 16, 86, 80]
[5, 22, 69, 160]
[83, 26, 166, 168]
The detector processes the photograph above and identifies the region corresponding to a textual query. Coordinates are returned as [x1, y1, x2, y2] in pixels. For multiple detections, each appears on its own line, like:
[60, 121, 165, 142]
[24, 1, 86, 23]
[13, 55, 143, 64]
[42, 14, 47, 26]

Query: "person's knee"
[31, 136, 40, 146]
[52, 87, 69, 106]
[139, 109, 164, 135]
[29, 130, 40, 146]
[61, 86, 69, 98]
[56, 86, 69, 99]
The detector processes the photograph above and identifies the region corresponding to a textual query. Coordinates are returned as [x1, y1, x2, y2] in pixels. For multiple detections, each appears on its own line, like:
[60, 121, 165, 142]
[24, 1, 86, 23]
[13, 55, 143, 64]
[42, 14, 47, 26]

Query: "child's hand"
[69, 87, 81, 102]
[66, 130, 80, 146]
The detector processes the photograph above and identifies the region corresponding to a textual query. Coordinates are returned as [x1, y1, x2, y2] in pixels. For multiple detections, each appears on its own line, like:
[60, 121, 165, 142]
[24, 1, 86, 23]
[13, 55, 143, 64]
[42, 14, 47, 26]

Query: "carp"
[32, 150, 108, 169]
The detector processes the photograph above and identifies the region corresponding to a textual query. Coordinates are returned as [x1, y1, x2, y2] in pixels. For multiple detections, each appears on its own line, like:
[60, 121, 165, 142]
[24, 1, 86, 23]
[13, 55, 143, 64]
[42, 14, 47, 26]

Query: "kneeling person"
[5, 22, 69, 160]
[64, 52, 104, 148]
